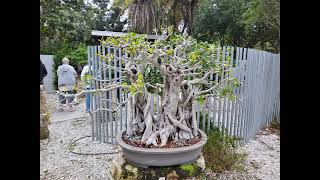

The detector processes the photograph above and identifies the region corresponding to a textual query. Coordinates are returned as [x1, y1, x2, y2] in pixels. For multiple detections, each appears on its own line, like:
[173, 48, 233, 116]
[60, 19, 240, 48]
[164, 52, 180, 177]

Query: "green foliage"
[192, 0, 248, 45]
[270, 118, 280, 131]
[192, 0, 280, 53]
[40, 0, 126, 55]
[40, 0, 92, 52]
[241, 0, 280, 53]
[128, 72, 145, 96]
[196, 95, 205, 105]
[100, 26, 239, 98]
[180, 163, 197, 176]
[81, 74, 93, 87]
[215, 77, 240, 100]
[203, 128, 247, 173]
[121, 82, 128, 87]
[144, 65, 163, 94]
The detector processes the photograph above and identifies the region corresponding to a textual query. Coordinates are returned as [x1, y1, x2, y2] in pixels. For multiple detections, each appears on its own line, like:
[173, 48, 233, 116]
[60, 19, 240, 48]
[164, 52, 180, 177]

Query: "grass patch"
[270, 118, 280, 130]
[203, 127, 247, 173]
[269, 117, 280, 136]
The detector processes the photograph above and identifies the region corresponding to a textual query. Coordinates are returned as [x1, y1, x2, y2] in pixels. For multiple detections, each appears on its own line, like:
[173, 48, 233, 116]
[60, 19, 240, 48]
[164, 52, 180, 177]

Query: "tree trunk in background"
[40, 85, 49, 140]
[127, 0, 199, 35]
[186, 0, 197, 35]
[129, 0, 162, 34]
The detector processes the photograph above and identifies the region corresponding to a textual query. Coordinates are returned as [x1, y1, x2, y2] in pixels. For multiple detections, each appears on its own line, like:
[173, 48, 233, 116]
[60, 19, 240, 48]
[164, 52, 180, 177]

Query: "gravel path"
[208, 128, 280, 180]
[40, 94, 120, 180]
[242, 128, 280, 180]
[40, 116, 120, 180]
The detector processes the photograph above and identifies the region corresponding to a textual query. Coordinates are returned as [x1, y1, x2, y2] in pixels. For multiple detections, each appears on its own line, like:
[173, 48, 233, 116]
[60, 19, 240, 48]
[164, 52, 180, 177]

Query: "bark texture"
[125, 61, 199, 147]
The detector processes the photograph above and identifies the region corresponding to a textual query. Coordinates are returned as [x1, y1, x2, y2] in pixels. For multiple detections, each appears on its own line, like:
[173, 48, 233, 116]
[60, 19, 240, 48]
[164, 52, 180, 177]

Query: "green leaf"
[147, 48, 154, 54]
[145, 66, 151, 74]
[129, 85, 137, 94]
[180, 164, 196, 176]
[129, 32, 137, 37]
[196, 95, 205, 105]
[220, 87, 229, 96]
[189, 52, 198, 62]
[229, 94, 236, 101]
[234, 79, 240, 87]
[137, 73, 143, 81]
[121, 82, 128, 87]
[166, 48, 174, 56]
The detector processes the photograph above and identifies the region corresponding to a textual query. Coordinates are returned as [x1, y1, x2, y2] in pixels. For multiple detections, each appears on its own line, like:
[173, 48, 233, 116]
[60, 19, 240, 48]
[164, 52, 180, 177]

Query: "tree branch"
[186, 69, 214, 84]
[195, 78, 229, 96]
[147, 53, 168, 75]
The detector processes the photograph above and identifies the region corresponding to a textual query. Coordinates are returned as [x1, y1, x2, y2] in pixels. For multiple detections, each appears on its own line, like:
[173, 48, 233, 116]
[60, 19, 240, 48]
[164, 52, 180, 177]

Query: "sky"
[84, 0, 113, 9]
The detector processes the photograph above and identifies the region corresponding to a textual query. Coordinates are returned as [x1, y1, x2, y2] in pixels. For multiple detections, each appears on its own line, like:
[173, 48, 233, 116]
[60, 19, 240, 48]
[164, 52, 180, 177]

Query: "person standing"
[40, 59, 47, 85]
[81, 64, 91, 113]
[57, 57, 78, 111]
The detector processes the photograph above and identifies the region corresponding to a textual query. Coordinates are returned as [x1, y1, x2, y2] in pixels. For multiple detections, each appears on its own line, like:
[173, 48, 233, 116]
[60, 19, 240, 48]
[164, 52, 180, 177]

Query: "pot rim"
[116, 129, 207, 154]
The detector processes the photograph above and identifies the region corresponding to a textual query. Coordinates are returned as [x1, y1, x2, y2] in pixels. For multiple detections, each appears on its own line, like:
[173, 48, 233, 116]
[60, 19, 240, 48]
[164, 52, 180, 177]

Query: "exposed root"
[159, 125, 174, 147]
[167, 111, 192, 133]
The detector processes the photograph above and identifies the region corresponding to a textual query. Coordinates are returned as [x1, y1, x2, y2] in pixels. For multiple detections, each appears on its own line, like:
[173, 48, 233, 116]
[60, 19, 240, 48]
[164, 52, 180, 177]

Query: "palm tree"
[114, 0, 198, 34]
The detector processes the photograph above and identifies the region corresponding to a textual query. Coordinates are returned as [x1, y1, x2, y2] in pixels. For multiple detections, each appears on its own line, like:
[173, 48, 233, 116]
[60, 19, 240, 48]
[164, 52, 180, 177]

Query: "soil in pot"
[122, 131, 202, 148]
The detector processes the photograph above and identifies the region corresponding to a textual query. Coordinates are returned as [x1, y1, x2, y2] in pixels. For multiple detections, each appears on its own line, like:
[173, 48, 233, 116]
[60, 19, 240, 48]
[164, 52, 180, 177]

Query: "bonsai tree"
[98, 27, 239, 147]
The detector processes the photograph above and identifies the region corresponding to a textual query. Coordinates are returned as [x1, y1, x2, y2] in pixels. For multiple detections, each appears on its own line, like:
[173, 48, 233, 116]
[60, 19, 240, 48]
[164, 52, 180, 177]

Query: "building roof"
[91, 30, 164, 40]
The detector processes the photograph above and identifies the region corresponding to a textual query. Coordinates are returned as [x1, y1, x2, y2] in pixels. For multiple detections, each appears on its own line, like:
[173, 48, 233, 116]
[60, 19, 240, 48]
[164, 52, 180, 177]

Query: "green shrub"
[203, 127, 246, 173]
[270, 117, 280, 136]
[270, 118, 280, 130]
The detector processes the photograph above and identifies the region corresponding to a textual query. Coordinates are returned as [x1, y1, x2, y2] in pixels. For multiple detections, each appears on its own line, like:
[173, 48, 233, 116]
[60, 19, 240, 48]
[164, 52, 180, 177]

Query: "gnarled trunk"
[125, 63, 198, 147]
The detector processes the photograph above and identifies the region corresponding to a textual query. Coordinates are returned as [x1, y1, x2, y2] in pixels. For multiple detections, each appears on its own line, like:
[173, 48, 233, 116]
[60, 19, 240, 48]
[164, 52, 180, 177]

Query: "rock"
[124, 164, 138, 179]
[196, 154, 206, 170]
[125, 164, 133, 171]
[166, 170, 179, 180]
[110, 152, 126, 180]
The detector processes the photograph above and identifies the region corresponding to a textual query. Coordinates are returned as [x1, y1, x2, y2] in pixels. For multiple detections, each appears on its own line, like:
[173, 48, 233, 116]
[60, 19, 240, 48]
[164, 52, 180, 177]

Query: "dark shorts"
[59, 90, 75, 104]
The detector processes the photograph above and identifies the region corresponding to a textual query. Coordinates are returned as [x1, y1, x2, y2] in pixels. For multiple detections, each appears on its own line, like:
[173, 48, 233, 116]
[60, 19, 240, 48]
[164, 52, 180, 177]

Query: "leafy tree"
[40, 0, 91, 52]
[40, 0, 126, 54]
[99, 27, 239, 146]
[192, 0, 280, 53]
[92, 0, 127, 31]
[241, 0, 280, 52]
[192, 0, 250, 46]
